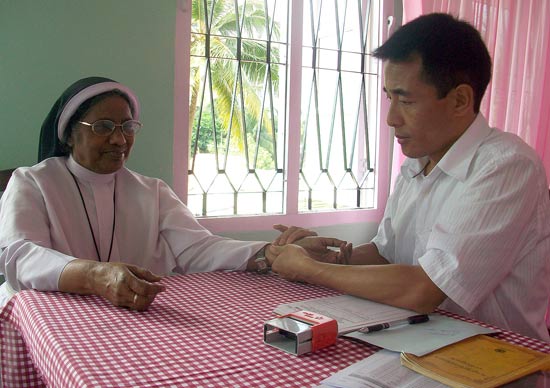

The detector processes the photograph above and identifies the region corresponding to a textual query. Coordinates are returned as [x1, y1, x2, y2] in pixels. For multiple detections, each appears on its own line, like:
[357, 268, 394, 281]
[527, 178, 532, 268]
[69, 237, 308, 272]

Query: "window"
[174, 0, 395, 231]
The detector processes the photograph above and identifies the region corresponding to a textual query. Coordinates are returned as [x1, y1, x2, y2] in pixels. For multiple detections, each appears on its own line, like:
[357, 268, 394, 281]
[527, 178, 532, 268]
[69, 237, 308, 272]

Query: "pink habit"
[0, 156, 266, 305]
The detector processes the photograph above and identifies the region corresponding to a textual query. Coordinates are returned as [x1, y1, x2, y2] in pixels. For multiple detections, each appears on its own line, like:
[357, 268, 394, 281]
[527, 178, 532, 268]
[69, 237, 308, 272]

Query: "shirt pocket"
[413, 227, 432, 263]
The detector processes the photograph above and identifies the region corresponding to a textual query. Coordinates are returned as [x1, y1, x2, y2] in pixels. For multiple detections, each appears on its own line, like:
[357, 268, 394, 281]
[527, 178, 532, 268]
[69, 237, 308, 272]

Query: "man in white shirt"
[266, 13, 550, 341]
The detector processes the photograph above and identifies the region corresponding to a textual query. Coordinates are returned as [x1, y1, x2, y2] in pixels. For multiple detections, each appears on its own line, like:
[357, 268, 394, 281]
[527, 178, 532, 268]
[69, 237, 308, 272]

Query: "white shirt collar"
[401, 114, 493, 182]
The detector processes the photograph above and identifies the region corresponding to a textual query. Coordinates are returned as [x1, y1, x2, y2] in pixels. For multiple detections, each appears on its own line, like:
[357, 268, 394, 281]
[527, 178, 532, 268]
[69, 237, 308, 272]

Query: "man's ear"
[453, 84, 475, 116]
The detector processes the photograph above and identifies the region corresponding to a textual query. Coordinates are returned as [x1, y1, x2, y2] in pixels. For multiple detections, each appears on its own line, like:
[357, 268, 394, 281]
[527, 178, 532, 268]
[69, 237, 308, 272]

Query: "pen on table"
[358, 314, 430, 334]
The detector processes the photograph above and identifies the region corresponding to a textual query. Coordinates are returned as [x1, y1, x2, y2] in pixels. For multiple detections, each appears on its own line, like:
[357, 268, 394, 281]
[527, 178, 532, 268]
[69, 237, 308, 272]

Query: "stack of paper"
[274, 295, 497, 355]
[274, 294, 421, 334]
[276, 296, 549, 388]
[344, 314, 497, 356]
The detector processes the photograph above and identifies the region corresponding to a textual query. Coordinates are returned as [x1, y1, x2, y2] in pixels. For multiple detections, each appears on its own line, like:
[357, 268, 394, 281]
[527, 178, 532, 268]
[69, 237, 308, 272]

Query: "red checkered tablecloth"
[1, 271, 549, 387]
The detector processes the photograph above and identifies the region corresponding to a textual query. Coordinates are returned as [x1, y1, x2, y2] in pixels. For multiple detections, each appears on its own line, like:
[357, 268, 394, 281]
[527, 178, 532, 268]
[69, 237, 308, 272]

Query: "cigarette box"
[263, 310, 338, 355]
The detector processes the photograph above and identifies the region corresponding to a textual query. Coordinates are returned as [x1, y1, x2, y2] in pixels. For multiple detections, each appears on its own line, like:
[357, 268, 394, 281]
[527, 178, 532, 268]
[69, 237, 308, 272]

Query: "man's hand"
[265, 244, 316, 282]
[266, 242, 352, 282]
[294, 236, 352, 264]
[59, 260, 165, 311]
[272, 224, 352, 264]
[272, 224, 318, 245]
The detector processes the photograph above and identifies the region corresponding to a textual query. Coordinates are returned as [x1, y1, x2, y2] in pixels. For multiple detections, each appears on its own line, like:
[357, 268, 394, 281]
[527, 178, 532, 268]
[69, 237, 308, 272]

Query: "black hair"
[62, 90, 133, 151]
[372, 13, 491, 113]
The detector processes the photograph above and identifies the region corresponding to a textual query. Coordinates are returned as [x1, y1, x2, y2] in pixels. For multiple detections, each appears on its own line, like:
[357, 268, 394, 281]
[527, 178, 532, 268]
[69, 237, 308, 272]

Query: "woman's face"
[69, 95, 135, 174]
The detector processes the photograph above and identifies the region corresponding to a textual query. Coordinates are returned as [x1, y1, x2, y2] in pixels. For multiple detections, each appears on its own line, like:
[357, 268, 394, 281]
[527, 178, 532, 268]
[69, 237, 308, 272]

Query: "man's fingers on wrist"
[288, 231, 316, 244]
[301, 231, 318, 238]
[322, 237, 346, 247]
[287, 232, 303, 243]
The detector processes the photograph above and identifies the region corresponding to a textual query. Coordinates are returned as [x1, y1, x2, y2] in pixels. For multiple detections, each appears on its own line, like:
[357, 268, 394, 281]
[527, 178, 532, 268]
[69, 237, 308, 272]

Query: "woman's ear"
[453, 84, 475, 116]
[64, 130, 75, 149]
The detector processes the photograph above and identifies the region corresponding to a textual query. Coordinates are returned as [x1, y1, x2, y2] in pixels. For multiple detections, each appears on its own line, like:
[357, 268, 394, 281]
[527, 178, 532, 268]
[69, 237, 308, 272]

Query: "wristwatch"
[254, 245, 270, 274]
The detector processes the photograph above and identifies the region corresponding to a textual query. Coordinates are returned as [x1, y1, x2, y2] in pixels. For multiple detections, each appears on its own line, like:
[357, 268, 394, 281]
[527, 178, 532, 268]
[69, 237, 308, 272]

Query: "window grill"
[188, 0, 380, 217]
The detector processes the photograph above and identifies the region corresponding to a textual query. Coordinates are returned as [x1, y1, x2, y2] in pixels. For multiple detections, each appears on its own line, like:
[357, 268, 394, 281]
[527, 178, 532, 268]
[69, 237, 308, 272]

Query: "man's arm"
[346, 242, 390, 265]
[266, 244, 447, 313]
[273, 223, 389, 265]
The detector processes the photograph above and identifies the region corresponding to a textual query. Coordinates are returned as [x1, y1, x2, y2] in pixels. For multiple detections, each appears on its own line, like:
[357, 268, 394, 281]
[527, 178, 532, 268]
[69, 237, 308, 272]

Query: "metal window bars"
[188, 0, 378, 216]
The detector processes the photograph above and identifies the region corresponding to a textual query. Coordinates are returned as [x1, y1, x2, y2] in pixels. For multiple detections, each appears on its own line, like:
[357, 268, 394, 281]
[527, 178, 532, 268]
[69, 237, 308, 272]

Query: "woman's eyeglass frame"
[78, 119, 142, 137]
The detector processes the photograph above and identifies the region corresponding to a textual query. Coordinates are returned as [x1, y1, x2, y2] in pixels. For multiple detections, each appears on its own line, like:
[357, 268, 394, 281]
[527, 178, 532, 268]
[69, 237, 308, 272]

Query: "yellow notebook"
[400, 335, 550, 388]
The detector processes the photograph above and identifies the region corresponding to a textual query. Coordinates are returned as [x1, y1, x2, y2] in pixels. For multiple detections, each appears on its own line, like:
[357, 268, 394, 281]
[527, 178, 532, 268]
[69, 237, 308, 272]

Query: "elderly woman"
[0, 77, 331, 310]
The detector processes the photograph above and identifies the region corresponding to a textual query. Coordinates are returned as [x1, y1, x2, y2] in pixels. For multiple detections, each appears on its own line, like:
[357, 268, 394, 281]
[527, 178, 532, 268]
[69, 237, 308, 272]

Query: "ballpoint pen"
[358, 314, 429, 333]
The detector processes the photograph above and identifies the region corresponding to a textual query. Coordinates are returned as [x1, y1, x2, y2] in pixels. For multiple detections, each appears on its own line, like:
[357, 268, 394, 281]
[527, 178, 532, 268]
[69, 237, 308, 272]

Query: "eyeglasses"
[78, 119, 142, 137]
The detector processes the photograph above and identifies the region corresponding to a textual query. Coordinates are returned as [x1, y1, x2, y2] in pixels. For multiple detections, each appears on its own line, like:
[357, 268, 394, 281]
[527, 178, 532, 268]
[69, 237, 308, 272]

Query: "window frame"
[173, 0, 397, 233]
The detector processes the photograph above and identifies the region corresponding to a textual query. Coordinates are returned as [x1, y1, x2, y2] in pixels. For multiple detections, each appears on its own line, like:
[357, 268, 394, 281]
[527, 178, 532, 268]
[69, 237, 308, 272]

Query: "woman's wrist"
[59, 259, 99, 295]
[247, 243, 271, 273]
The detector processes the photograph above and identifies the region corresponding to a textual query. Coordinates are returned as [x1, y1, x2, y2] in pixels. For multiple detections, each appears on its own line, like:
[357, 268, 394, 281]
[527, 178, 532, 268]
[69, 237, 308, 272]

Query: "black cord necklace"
[412, 160, 431, 178]
[68, 169, 116, 262]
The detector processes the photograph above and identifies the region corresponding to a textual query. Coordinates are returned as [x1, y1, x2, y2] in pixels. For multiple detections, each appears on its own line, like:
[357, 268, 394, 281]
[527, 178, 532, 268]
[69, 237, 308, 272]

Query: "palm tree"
[189, 0, 281, 170]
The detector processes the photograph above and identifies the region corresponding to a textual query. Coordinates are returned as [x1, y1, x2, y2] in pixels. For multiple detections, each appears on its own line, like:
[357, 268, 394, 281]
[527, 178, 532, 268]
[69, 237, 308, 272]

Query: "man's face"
[383, 57, 461, 164]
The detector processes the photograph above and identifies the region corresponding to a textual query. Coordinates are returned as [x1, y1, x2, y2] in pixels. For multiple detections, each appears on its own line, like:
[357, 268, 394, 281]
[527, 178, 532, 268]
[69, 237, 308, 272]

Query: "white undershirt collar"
[66, 155, 116, 184]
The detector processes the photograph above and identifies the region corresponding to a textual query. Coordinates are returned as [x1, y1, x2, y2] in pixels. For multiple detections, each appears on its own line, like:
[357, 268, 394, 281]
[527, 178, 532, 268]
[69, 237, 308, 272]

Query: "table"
[1, 272, 549, 387]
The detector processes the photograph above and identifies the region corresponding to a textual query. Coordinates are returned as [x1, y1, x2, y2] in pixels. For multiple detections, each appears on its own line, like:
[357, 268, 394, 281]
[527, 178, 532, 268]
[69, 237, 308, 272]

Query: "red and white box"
[263, 310, 338, 355]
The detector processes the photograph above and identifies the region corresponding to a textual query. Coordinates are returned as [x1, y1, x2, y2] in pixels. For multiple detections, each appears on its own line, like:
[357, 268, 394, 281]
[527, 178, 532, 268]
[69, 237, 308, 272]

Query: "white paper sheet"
[273, 295, 417, 334]
[317, 349, 447, 388]
[344, 314, 498, 356]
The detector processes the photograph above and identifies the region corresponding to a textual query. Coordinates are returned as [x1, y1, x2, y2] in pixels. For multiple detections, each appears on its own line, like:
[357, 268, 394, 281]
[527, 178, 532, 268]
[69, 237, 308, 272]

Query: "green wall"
[0, 0, 177, 184]
[0, 0, 379, 242]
